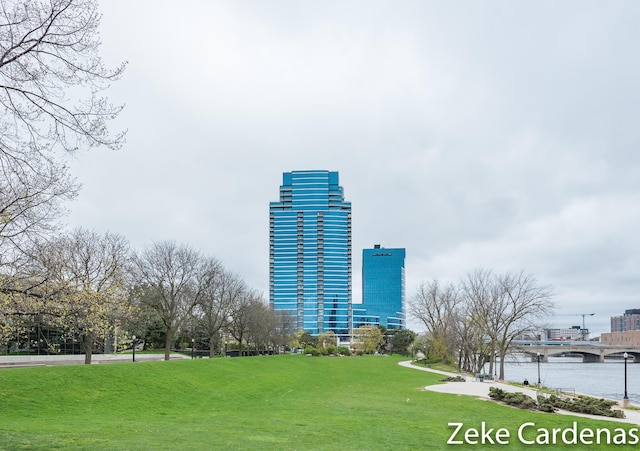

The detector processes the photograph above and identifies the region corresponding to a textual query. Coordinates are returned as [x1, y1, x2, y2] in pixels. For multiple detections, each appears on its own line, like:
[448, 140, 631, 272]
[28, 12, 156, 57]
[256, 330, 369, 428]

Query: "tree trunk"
[164, 327, 174, 361]
[83, 334, 93, 365]
[209, 333, 217, 358]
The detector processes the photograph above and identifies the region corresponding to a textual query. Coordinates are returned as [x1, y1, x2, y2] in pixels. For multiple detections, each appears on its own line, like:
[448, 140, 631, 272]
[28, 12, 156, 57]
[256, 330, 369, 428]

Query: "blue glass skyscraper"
[269, 170, 352, 338]
[361, 244, 406, 329]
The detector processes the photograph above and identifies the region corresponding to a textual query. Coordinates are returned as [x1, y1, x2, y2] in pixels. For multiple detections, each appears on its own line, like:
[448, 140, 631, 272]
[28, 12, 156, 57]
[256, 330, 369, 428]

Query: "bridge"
[510, 341, 640, 363]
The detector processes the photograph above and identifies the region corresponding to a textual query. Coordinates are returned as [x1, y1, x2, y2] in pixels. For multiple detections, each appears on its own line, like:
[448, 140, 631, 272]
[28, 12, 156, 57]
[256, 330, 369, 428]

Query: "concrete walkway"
[0, 353, 190, 368]
[398, 360, 640, 426]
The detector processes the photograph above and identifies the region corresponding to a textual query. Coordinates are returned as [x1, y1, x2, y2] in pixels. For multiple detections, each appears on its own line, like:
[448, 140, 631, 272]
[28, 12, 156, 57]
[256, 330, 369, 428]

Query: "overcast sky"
[65, 1, 640, 336]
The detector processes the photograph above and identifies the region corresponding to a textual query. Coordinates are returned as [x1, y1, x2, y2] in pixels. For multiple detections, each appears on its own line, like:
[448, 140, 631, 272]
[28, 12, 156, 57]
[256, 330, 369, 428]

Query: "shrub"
[304, 346, 320, 356]
[491, 388, 624, 418]
[337, 346, 350, 356]
[488, 387, 537, 410]
[441, 376, 466, 382]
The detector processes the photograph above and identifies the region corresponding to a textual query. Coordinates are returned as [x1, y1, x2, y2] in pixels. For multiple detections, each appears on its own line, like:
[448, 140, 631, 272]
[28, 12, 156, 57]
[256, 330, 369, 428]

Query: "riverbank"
[399, 360, 640, 426]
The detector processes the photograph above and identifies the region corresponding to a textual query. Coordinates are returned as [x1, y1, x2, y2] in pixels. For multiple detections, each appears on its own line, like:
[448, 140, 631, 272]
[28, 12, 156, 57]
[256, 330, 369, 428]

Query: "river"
[482, 356, 640, 405]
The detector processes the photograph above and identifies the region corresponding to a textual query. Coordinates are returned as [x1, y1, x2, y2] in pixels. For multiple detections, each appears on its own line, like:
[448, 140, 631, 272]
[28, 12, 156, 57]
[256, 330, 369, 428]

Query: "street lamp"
[536, 352, 541, 386]
[623, 352, 629, 406]
[191, 338, 195, 360]
[132, 335, 136, 362]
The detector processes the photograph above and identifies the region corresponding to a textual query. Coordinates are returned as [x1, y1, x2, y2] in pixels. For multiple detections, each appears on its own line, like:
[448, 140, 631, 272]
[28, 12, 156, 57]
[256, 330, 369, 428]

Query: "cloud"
[63, 1, 640, 337]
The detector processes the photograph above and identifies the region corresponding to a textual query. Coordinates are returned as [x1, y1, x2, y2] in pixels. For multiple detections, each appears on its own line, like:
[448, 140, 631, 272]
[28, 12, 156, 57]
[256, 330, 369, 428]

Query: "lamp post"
[132, 335, 136, 362]
[191, 338, 195, 360]
[536, 352, 541, 387]
[494, 351, 498, 378]
[623, 352, 629, 407]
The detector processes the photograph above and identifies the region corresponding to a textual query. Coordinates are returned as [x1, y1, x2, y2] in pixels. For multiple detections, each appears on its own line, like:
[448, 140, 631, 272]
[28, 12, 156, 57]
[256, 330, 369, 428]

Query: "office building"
[359, 244, 406, 330]
[269, 170, 352, 338]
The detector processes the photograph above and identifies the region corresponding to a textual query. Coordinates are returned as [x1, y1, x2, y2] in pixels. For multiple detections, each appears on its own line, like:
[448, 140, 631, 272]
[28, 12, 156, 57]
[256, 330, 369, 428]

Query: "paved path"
[398, 360, 640, 426]
[0, 353, 190, 368]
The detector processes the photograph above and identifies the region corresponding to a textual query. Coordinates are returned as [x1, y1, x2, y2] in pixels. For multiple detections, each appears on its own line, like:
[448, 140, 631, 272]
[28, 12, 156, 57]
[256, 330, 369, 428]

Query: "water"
[483, 356, 640, 405]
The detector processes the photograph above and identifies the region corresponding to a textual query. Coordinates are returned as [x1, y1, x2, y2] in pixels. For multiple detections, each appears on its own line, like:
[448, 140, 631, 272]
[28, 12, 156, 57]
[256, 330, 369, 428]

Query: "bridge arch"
[511, 342, 640, 364]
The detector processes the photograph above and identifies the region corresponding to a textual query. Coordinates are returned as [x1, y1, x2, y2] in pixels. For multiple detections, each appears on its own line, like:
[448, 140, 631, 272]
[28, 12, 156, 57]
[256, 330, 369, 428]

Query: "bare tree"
[194, 262, 234, 357]
[494, 270, 554, 379]
[227, 288, 263, 355]
[0, 0, 125, 258]
[464, 269, 554, 379]
[461, 268, 498, 373]
[410, 269, 554, 377]
[272, 310, 296, 352]
[132, 241, 208, 361]
[245, 297, 275, 354]
[409, 279, 461, 361]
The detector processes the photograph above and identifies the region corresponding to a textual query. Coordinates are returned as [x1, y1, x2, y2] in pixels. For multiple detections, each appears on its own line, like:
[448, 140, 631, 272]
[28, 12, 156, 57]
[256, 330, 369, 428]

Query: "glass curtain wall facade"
[361, 245, 406, 329]
[269, 170, 352, 338]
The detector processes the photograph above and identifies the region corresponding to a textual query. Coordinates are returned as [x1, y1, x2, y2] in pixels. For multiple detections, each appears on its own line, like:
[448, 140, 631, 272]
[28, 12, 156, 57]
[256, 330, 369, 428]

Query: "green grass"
[0, 354, 636, 450]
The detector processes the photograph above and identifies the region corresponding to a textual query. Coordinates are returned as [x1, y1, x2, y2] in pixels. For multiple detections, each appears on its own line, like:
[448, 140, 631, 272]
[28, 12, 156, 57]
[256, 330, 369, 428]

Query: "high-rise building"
[611, 309, 640, 332]
[359, 244, 406, 330]
[269, 170, 352, 338]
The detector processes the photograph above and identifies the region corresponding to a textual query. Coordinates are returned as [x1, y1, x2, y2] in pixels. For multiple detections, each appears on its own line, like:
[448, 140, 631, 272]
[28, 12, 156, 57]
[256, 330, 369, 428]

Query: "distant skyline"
[64, 1, 640, 336]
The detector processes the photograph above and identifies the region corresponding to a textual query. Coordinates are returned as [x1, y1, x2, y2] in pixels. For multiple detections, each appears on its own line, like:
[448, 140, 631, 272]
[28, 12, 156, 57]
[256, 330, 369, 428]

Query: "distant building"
[544, 326, 587, 341]
[269, 170, 352, 339]
[601, 331, 640, 347]
[356, 244, 406, 330]
[611, 309, 640, 333]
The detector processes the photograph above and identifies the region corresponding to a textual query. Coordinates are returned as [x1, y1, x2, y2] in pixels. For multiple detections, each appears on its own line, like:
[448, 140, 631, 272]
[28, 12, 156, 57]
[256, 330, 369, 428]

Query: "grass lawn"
[0, 354, 636, 450]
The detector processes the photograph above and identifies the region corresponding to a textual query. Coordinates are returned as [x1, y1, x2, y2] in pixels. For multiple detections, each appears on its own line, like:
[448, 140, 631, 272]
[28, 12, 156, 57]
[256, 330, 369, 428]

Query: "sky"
[64, 1, 640, 337]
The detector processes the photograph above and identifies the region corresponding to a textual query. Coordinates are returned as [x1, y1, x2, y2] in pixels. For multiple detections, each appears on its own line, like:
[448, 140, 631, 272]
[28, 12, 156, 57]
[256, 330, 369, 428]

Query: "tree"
[25, 228, 130, 363]
[0, 0, 126, 258]
[409, 279, 461, 361]
[390, 329, 417, 356]
[410, 269, 554, 377]
[227, 288, 261, 355]
[295, 331, 317, 349]
[132, 241, 210, 361]
[353, 325, 383, 354]
[316, 331, 337, 349]
[272, 310, 296, 352]
[470, 270, 554, 379]
[244, 297, 275, 353]
[192, 259, 227, 357]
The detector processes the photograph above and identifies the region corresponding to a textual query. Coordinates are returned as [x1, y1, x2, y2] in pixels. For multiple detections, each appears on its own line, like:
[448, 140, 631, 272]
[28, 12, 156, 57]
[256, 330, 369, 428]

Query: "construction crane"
[554, 313, 596, 340]
[577, 313, 595, 340]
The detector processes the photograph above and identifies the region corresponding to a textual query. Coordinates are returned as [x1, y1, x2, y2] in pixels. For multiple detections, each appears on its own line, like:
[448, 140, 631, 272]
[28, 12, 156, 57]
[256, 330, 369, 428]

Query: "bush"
[441, 376, 466, 382]
[488, 387, 537, 410]
[490, 388, 624, 418]
[552, 395, 624, 418]
[304, 346, 320, 356]
[325, 345, 336, 355]
[337, 346, 350, 356]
